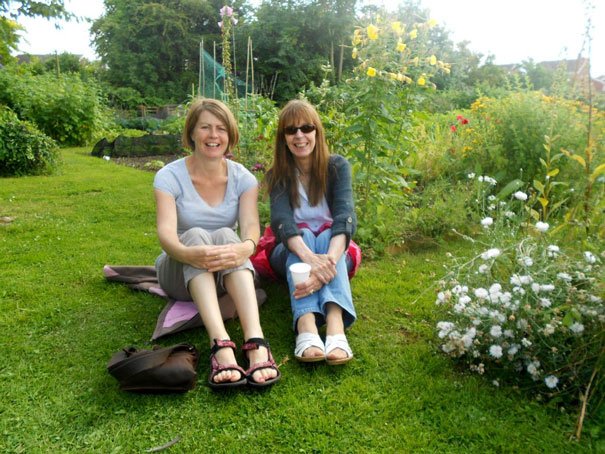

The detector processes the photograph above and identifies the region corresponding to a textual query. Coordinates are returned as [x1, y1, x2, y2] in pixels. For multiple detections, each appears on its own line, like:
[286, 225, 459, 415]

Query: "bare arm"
[155, 189, 222, 269]
[234, 185, 260, 261]
[199, 185, 259, 271]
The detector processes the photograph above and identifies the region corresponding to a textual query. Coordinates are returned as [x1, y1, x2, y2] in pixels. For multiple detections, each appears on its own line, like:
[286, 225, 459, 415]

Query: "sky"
[11, 0, 605, 77]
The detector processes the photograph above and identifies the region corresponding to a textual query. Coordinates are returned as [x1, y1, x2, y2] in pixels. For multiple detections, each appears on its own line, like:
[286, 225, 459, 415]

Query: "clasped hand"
[189, 244, 249, 272]
[292, 254, 337, 299]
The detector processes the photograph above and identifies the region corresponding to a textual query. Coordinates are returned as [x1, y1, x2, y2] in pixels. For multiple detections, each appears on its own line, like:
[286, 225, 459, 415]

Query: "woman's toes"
[303, 346, 324, 358]
[327, 347, 347, 360]
[252, 369, 268, 383]
[213, 369, 236, 383]
[249, 346, 278, 382]
[213, 349, 243, 383]
[254, 366, 277, 383]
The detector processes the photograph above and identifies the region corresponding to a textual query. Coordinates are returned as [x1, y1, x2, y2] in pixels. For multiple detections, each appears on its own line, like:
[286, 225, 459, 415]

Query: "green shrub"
[233, 95, 278, 172]
[160, 112, 186, 136]
[0, 68, 110, 146]
[402, 179, 476, 240]
[116, 116, 163, 132]
[107, 87, 144, 110]
[0, 107, 60, 177]
[412, 93, 600, 189]
[469, 93, 591, 184]
[408, 111, 506, 183]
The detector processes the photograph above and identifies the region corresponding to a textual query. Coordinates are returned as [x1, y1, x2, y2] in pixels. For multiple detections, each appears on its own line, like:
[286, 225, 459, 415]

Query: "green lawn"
[0, 149, 599, 452]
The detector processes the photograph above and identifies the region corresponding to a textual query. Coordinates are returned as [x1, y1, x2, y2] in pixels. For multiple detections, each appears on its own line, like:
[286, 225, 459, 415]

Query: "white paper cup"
[289, 262, 311, 285]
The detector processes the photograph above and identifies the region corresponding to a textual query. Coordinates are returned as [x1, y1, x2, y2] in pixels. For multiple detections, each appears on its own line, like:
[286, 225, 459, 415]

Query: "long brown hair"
[266, 99, 329, 207]
[182, 98, 239, 154]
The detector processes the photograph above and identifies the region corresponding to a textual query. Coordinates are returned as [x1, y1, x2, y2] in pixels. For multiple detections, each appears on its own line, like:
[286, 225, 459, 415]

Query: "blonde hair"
[182, 98, 239, 154]
[266, 100, 329, 207]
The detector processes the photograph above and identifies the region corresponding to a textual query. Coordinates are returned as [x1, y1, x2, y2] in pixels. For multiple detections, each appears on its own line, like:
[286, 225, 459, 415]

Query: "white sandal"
[294, 332, 325, 362]
[325, 334, 353, 365]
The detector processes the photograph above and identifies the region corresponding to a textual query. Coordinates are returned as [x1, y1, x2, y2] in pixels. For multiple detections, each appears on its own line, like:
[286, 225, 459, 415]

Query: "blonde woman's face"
[191, 110, 229, 157]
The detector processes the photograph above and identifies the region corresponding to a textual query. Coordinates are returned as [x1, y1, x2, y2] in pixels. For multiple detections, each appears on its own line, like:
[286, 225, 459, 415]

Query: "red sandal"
[242, 337, 282, 388]
[208, 339, 247, 389]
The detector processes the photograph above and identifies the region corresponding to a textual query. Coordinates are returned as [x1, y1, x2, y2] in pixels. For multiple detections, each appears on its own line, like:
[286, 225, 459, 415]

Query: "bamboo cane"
[213, 41, 217, 99]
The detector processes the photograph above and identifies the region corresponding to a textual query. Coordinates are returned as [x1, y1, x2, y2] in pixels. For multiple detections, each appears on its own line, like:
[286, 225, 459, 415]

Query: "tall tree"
[242, 0, 357, 102]
[92, 0, 249, 103]
[0, 0, 73, 63]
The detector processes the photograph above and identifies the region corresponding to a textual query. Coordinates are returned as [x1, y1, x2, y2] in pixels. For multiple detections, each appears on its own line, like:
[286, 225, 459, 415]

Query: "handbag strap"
[108, 344, 195, 381]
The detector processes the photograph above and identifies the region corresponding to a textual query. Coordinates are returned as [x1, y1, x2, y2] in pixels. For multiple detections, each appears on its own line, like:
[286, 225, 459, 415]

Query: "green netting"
[197, 48, 248, 100]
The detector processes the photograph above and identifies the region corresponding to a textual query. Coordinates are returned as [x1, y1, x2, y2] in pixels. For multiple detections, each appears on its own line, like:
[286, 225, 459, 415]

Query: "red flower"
[456, 115, 469, 125]
[450, 125, 457, 132]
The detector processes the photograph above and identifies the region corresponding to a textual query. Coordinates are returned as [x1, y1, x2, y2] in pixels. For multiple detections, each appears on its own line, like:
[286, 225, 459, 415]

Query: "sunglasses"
[284, 124, 316, 135]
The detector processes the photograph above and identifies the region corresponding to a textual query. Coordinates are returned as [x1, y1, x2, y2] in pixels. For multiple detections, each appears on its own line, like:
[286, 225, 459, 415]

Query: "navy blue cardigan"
[269, 154, 357, 249]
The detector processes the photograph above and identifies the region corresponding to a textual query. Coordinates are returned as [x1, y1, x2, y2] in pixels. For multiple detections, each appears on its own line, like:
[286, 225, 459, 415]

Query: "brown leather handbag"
[107, 343, 199, 393]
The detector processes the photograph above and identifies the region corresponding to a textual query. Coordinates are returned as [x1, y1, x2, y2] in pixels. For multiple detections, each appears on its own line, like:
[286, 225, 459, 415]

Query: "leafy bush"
[0, 68, 111, 146]
[435, 185, 604, 411]
[233, 95, 278, 173]
[408, 111, 507, 183]
[116, 116, 164, 132]
[402, 179, 476, 240]
[469, 93, 593, 185]
[107, 87, 144, 110]
[0, 107, 60, 177]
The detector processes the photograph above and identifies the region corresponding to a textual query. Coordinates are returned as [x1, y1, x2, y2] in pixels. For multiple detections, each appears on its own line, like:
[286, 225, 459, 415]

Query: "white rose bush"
[435, 176, 604, 410]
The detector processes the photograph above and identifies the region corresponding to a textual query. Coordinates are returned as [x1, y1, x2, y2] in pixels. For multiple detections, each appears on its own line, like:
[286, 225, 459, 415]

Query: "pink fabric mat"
[103, 265, 266, 340]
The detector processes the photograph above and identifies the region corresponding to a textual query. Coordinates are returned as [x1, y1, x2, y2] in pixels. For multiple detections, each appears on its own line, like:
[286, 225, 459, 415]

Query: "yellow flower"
[367, 67, 377, 77]
[352, 48, 358, 59]
[352, 29, 362, 45]
[409, 29, 418, 39]
[396, 41, 407, 52]
[427, 18, 438, 28]
[391, 21, 403, 34]
[429, 55, 437, 65]
[367, 24, 379, 40]
[417, 75, 426, 86]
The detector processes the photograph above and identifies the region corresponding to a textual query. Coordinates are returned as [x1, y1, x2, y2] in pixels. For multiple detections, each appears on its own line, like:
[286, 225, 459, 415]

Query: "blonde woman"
[154, 98, 280, 388]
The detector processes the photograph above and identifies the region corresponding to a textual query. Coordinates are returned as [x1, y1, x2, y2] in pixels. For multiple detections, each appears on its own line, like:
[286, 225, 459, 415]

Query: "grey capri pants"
[155, 227, 255, 301]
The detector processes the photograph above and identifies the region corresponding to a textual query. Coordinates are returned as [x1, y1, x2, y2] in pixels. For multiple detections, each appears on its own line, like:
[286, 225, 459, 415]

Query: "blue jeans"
[269, 228, 356, 330]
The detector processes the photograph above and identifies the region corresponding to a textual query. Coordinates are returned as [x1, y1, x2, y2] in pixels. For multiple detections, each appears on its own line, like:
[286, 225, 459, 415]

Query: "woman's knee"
[180, 227, 212, 245]
[300, 228, 317, 249]
[315, 228, 332, 250]
[212, 227, 240, 244]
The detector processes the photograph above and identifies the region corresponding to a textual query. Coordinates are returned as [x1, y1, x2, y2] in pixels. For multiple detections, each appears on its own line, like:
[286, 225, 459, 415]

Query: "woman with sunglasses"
[266, 99, 357, 365]
[154, 98, 280, 388]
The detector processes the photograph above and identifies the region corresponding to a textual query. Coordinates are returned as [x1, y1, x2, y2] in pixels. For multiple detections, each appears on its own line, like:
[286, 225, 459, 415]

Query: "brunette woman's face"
[284, 121, 316, 160]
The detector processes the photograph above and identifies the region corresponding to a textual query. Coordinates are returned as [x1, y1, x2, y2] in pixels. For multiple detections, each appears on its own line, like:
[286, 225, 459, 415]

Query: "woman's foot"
[325, 303, 352, 364]
[325, 334, 353, 365]
[295, 313, 324, 361]
[208, 339, 247, 388]
[294, 332, 325, 362]
[242, 338, 281, 387]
